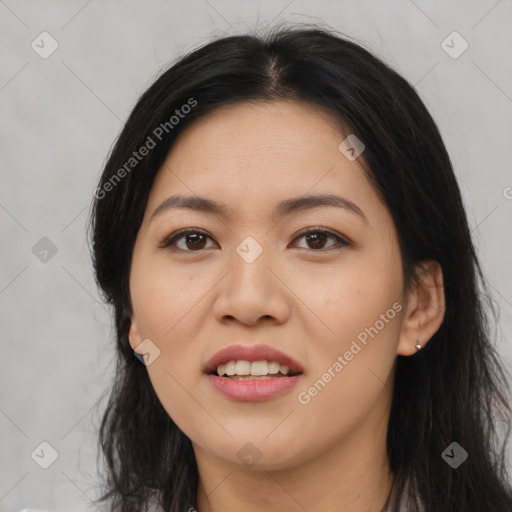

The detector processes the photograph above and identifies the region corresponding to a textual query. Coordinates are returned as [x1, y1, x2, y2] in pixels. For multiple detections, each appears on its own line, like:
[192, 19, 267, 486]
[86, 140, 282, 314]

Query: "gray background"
[1, 1, 511, 511]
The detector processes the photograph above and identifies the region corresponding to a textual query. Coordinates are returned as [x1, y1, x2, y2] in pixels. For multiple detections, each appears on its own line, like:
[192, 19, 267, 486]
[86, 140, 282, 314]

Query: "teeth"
[225, 361, 236, 376]
[251, 361, 268, 375]
[228, 375, 275, 380]
[216, 360, 292, 377]
[236, 360, 251, 374]
[268, 361, 280, 374]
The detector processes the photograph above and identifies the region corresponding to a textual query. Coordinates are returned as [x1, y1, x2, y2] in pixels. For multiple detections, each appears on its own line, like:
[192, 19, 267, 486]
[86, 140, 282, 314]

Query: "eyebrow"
[150, 193, 367, 223]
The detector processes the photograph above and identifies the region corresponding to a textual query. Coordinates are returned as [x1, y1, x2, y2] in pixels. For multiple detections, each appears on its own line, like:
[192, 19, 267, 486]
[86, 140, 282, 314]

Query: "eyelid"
[158, 226, 351, 252]
[157, 227, 214, 250]
[293, 226, 351, 248]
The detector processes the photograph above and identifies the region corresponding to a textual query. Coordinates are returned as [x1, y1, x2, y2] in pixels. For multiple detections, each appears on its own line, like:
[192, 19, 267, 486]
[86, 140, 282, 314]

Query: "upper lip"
[204, 344, 304, 374]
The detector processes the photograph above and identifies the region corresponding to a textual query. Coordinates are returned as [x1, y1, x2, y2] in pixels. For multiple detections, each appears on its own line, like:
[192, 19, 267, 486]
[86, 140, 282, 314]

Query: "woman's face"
[128, 100, 413, 471]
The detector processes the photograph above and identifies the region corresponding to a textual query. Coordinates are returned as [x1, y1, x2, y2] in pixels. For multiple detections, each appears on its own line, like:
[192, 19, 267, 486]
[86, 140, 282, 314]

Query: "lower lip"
[207, 374, 302, 401]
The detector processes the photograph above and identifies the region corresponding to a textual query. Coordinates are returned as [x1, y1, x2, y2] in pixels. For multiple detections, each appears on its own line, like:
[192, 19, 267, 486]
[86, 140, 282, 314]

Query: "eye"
[158, 227, 350, 253]
[292, 227, 350, 251]
[158, 229, 217, 252]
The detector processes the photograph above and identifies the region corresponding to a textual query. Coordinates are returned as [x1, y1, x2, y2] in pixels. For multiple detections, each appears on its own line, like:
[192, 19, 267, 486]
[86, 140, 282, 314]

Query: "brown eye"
[182, 232, 208, 250]
[293, 228, 350, 251]
[304, 231, 329, 250]
[158, 229, 216, 252]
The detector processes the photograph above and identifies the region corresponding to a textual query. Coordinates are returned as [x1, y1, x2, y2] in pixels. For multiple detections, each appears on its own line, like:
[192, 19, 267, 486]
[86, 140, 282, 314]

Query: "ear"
[128, 315, 143, 351]
[397, 259, 446, 356]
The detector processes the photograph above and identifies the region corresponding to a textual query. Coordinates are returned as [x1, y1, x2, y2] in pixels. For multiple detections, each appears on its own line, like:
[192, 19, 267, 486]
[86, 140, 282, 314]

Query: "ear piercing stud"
[415, 338, 422, 351]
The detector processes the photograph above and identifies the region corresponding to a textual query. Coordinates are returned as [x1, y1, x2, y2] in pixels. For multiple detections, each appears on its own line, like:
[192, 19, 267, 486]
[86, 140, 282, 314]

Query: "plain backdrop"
[1, 1, 511, 511]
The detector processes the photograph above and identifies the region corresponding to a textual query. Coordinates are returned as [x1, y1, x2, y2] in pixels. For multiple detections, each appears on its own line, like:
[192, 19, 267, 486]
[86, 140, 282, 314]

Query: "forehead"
[167, 100, 346, 166]
[146, 100, 387, 227]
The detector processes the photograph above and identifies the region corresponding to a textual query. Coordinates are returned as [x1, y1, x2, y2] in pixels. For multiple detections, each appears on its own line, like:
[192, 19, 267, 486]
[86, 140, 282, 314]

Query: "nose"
[213, 245, 292, 327]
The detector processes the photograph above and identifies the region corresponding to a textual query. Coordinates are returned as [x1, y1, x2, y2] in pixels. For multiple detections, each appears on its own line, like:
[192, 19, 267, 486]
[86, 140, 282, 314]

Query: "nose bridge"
[214, 234, 290, 325]
[231, 234, 274, 300]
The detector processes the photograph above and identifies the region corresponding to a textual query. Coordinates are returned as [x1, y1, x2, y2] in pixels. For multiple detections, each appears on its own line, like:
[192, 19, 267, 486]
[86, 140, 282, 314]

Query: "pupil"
[307, 232, 327, 249]
[187, 233, 206, 250]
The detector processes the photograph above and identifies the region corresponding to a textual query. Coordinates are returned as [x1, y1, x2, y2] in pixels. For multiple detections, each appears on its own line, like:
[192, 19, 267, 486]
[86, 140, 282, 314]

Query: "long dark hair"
[88, 25, 512, 511]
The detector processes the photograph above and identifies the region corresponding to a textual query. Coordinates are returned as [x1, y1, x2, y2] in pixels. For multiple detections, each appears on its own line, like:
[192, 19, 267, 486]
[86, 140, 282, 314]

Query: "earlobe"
[128, 318, 142, 351]
[397, 260, 446, 356]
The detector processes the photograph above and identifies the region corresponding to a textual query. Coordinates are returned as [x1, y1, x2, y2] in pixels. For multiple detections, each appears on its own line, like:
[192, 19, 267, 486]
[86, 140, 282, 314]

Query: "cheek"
[129, 249, 217, 416]
[291, 279, 401, 456]
[294, 249, 403, 405]
[129, 260, 204, 401]
[294, 248, 403, 348]
[130, 253, 205, 339]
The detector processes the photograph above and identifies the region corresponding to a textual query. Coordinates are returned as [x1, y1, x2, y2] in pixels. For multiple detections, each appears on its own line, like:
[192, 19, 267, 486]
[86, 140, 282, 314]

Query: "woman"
[88, 25, 512, 511]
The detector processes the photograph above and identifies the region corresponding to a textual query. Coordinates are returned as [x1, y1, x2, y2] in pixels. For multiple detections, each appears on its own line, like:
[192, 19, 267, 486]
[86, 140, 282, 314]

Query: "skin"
[128, 100, 446, 512]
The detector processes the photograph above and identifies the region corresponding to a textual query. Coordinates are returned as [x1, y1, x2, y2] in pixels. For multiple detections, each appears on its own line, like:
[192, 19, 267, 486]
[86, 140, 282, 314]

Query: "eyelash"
[158, 227, 351, 253]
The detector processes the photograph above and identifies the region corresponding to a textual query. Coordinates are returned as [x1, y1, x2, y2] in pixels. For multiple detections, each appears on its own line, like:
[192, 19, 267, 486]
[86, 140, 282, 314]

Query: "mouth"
[204, 344, 304, 400]
[204, 343, 304, 379]
[209, 360, 303, 380]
